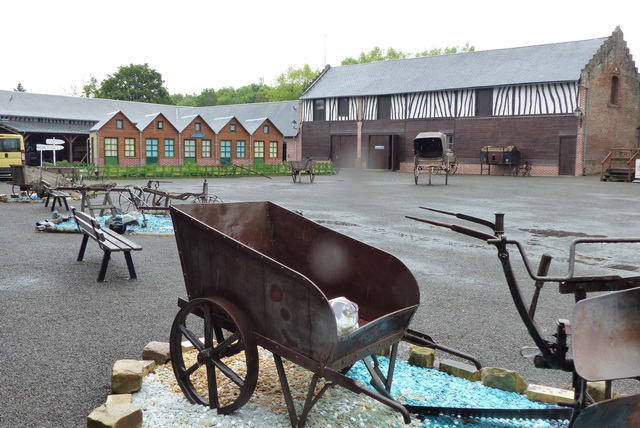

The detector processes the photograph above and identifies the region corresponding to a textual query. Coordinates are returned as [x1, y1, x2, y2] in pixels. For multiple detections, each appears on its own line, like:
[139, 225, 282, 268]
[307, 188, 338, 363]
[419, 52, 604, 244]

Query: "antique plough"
[407, 206, 640, 426]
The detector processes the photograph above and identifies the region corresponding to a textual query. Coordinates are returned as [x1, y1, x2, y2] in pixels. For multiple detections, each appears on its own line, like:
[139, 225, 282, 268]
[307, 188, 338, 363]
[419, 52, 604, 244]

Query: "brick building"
[299, 27, 640, 176]
[0, 93, 298, 167]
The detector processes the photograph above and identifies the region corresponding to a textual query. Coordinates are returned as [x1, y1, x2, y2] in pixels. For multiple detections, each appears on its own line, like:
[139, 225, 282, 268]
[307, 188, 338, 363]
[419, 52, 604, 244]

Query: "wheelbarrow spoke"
[169, 297, 259, 415]
[177, 323, 205, 352]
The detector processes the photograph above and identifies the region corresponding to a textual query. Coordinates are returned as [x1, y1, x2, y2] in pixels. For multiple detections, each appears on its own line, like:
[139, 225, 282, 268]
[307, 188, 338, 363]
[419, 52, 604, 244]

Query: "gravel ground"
[1, 171, 639, 427]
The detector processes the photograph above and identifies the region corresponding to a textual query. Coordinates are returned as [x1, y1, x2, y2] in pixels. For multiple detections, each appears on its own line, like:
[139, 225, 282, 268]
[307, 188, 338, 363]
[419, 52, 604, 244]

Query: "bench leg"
[124, 251, 137, 279]
[51, 197, 58, 212]
[45, 195, 51, 207]
[97, 251, 111, 282]
[77, 234, 89, 261]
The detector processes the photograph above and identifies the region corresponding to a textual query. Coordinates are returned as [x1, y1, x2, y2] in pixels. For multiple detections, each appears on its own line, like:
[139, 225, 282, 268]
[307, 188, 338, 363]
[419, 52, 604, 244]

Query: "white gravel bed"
[132, 353, 569, 428]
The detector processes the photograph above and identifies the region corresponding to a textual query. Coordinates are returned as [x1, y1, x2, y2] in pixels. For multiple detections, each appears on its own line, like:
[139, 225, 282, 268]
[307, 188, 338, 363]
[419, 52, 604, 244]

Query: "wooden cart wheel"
[170, 297, 259, 414]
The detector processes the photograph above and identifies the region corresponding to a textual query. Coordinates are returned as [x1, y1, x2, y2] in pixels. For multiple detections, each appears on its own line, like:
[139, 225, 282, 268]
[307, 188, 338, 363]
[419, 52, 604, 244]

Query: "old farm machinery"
[407, 207, 640, 427]
[166, 202, 612, 427]
[413, 132, 457, 185]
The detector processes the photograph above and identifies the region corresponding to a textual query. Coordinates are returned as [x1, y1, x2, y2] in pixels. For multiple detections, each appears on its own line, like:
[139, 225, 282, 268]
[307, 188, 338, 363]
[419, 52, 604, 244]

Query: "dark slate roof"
[0, 90, 299, 137]
[0, 118, 94, 135]
[301, 37, 608, 99]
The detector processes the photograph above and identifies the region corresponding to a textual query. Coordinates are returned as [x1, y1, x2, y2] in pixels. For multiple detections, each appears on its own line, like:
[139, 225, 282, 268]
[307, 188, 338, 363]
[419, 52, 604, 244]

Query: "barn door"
[367, 135, 390, 169]
[559, 136, 577, 175]
[330, 135, 357, 168]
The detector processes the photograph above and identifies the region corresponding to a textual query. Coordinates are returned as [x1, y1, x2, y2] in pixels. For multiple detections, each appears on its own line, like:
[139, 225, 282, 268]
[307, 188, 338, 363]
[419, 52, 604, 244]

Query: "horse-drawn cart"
[290, 157, 315, 183]
[413, 132, 456, 185]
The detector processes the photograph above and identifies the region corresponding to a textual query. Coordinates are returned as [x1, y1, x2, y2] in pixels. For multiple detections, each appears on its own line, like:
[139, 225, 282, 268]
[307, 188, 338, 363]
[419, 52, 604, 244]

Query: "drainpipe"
[578, 84, 589, 175]
[139, 130, 143, 166]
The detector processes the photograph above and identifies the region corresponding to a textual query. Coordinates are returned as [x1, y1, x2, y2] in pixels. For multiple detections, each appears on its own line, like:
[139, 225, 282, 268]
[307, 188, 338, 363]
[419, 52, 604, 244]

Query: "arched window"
[610, 75, 620, 105]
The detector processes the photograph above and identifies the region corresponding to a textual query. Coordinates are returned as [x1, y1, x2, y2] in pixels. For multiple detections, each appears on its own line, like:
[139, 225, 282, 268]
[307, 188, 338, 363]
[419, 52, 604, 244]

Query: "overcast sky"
[3, 0, 638, 97]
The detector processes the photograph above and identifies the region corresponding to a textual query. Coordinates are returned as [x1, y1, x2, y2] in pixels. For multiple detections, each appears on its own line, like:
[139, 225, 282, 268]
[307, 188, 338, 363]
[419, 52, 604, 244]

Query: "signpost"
[37, 138, 65, 166]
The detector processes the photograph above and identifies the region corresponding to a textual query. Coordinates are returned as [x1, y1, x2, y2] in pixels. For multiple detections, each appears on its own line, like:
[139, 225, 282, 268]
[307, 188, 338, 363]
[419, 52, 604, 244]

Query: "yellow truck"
[0, 134, 25, 178]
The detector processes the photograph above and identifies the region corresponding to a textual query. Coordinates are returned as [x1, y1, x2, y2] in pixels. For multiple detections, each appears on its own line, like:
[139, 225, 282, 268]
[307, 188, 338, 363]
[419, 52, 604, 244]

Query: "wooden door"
[559, 136, 576, 175]
[368, 135, 390, 169]
[330, 135, 357, 168]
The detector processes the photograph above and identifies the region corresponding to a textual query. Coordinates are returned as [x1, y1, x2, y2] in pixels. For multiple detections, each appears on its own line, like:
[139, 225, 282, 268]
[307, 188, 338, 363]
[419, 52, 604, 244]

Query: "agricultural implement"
[290, 157, 315, 183]
[408, 206, 640, 426]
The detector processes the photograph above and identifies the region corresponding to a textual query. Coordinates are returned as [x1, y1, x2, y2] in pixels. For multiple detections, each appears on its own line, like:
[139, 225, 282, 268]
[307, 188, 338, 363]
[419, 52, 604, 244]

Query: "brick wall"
[580, 28, 640, 174]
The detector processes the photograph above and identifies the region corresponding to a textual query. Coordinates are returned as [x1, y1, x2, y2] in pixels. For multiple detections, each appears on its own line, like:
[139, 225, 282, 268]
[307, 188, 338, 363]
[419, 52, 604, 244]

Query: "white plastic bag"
[329, 297, 359, 336]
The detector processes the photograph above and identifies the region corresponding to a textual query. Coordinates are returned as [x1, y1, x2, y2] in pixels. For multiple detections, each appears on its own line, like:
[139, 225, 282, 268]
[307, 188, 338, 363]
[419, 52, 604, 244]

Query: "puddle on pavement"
[316, 220, 359, 227]
[520, 228, 608, 238]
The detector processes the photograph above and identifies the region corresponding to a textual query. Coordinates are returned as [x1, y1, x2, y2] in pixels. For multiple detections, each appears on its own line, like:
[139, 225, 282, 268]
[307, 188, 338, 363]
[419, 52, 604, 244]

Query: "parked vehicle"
[413, 132, 456, 185]
[0, 134, 25, 178]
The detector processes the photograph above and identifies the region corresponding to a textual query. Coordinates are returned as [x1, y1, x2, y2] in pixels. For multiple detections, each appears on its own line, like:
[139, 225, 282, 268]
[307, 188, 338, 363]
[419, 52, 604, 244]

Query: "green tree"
[196, 88, 218, 106]
[267, 64, 319, 101]
[170, 93, 198, 106]
[341, 47, 409, 65]
[416, 43, 475, 57]
[342, 44, 475, 65]
[14, 83, 26, 92]
[97, 63, 172, 104]
[82, 76, 98, 98]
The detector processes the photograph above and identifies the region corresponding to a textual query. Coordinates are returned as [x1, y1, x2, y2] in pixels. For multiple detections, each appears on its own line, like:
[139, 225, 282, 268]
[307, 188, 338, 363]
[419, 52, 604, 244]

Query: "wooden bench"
[71, 207, 143, 282]
[41, 180, 70, 212]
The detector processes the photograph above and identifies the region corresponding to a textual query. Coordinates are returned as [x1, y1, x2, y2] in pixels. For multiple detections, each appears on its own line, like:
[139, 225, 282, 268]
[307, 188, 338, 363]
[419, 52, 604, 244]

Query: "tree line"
[14, 44, 474, 106]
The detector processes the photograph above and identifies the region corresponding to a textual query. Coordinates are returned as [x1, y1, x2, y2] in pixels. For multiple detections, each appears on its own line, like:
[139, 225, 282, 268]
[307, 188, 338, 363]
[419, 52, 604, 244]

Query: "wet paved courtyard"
[2, 170, 639, 426]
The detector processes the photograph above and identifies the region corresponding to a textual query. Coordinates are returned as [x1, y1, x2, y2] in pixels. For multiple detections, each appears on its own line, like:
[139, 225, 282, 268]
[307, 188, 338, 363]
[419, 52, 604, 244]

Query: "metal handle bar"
[491, 236, 640, 282]
[409, 207, 640, 282]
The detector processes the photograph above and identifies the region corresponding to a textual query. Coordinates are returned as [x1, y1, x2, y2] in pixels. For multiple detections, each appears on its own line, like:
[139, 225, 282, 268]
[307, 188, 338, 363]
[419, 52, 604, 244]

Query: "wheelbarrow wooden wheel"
[170, 297, 259, 414]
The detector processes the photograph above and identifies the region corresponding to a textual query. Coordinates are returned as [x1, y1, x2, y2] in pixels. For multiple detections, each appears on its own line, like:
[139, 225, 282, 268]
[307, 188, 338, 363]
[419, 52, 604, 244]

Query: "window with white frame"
[202, 140, 211, 157]
[104, 138, 118, 157]
[124, 138, 136, 157]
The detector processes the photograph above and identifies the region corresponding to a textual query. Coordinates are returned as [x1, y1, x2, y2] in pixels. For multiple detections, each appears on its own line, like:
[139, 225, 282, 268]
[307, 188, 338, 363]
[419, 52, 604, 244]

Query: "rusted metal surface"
[170, 201, 447, 425]
[408, 207, 640, 426]
[171, 201, 420, 367]
[571, 287, 640, 382]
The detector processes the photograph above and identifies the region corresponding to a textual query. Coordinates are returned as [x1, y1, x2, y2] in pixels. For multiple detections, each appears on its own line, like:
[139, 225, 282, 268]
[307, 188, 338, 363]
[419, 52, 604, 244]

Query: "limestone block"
[526, 384, 574, 404]
[408, 346, 435, 368]
[480, 367, 528, 394]
[438, 359, 481, 382]
[141, 341, 170, 365]
[87, 403, 142, 428]
[106, 394, 132, 404]
[141, 360, 156, 376]
[111, 359, 144, 394]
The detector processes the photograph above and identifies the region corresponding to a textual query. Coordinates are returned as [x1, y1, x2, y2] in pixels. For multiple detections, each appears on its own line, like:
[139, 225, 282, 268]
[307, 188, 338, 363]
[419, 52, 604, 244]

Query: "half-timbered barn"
[0, 91, 298, 167]
[299, 27, 640, 176]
